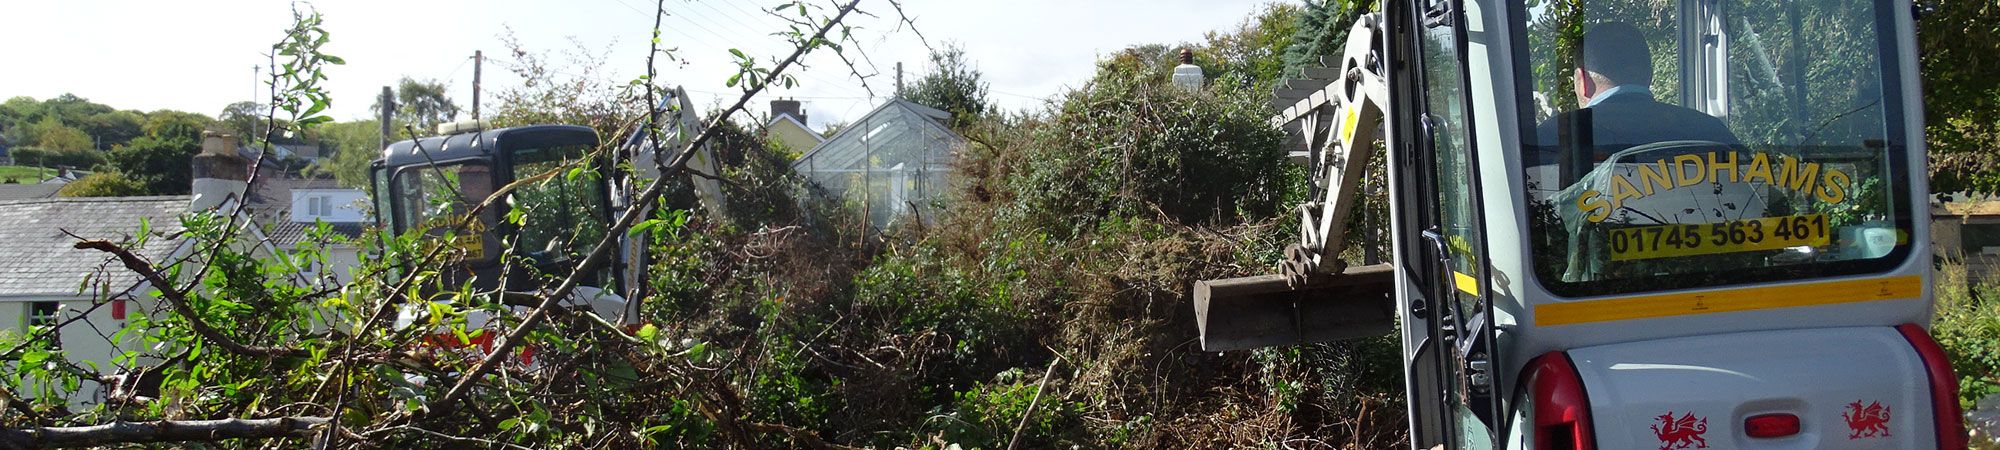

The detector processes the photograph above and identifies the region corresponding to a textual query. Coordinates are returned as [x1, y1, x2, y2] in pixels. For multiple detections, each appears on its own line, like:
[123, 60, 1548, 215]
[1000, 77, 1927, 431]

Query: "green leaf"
[636, 323, 659, 341]
[726, 73, 742, 88]
[21, 350, 48, 366]
[630, 218, 662, 236]
[499, 417, 521, 431]
[686, 341, 707, 361]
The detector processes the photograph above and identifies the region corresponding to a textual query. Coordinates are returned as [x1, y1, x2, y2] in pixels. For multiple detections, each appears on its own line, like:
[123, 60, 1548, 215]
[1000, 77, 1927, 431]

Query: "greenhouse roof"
[791, 100, 962, 173]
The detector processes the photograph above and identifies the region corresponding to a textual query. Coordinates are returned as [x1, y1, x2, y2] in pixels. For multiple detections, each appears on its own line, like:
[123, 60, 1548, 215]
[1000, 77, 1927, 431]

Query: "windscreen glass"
[508, 144, 609, 268]
[393, 161, 498, 264]
[1519, 0, 1910, 296]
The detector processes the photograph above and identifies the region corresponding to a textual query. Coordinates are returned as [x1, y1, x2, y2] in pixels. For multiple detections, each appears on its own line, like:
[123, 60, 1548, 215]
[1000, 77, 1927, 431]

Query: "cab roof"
[376, 124, 597, 167]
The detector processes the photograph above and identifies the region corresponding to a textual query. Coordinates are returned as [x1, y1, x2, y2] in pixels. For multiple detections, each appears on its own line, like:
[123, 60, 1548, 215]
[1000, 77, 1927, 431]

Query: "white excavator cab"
[1198, 0, 1963, 447]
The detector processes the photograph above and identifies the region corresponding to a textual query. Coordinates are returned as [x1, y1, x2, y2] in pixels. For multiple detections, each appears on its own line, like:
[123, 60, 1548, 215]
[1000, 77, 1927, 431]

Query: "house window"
[26, 301, 60, 348]
[308, 196, 331, 217]
[27, 301, 58, 329]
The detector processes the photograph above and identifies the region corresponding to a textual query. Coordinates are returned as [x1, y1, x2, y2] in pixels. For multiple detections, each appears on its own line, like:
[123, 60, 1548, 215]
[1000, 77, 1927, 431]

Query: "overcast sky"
[0, 0, 1276, 131]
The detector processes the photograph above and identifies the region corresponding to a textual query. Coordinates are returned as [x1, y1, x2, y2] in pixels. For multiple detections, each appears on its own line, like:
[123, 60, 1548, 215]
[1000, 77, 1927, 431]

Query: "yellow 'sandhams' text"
[1575, 151, 1851, 223]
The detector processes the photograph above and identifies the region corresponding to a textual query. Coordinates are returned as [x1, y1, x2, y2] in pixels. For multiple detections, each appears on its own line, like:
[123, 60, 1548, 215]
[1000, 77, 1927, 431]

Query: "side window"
[1420, 1, 1499, 444]
[1422, 6, 1485, 309]
[372, 167, 393, 229]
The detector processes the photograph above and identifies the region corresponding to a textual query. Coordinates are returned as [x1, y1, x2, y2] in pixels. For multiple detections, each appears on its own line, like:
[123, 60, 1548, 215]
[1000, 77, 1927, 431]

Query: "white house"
[0, 132, 295, 407]
[0, 196, 193, 405]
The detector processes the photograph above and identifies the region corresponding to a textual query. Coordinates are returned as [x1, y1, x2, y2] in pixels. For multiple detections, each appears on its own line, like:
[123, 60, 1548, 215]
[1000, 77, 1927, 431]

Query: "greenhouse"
[791, 99, 963, 231]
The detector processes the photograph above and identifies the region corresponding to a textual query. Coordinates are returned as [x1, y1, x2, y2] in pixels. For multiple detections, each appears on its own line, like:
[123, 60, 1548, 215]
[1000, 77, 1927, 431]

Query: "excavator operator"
[1534, 22, 1743, 173]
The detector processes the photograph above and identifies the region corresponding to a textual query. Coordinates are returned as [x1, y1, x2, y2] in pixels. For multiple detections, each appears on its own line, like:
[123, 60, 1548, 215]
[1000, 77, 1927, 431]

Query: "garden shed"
[791, 99, 963, 230]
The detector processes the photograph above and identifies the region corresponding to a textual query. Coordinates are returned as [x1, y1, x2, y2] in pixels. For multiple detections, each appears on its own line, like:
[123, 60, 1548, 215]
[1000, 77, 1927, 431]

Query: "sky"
[0, 0, 1277, 132]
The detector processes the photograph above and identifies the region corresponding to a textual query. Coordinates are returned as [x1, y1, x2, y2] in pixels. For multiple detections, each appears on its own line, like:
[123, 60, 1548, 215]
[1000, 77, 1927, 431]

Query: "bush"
[56, 171, 146, 197]
[1936, 261, 2000, 411]
[986, 49, 1294, 236]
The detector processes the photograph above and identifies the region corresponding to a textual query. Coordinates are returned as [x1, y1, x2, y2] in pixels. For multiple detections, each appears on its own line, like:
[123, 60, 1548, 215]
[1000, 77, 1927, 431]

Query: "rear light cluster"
[1898, 323, 1969, 450]
[1526, 351, 1596, 450]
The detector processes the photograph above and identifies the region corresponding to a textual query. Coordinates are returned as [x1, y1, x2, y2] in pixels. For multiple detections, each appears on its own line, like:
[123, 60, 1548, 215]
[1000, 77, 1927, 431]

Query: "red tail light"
[1526, 351, 1596, 450]
[1897, 323, 1968, 450]
[1744, 413, 1800, 438]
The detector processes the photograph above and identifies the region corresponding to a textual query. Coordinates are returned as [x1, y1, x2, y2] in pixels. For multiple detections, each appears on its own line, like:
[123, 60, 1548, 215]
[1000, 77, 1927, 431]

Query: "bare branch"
[0, 416, 328, 449]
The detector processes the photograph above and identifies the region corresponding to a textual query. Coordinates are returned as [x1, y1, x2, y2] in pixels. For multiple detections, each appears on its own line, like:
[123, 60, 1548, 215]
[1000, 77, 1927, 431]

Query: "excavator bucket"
[1193, 264, 1395, 351]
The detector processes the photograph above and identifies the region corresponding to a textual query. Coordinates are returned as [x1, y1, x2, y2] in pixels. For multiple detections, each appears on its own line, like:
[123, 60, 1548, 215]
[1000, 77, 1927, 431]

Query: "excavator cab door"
[1392, 0, 1506, 446]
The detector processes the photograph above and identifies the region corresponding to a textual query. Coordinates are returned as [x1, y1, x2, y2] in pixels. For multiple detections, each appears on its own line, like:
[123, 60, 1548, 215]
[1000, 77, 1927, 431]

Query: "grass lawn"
[0, 165, 57, 182]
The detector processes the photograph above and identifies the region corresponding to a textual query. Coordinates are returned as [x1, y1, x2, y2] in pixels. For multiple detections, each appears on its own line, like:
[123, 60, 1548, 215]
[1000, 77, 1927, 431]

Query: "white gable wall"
[290, 188, 367, 223]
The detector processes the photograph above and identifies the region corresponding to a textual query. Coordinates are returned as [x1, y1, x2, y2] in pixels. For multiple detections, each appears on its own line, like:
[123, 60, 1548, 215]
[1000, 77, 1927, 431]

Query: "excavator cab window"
[1517, 0, 1912, 297]
[504, 144, 612, 285]
[391, 161, 500, 266]
[371, 125, 614, 293]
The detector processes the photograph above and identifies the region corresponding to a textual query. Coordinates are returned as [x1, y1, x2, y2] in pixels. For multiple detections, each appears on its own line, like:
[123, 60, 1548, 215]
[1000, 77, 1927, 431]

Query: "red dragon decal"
[1843, 400, 1892, 439]
[1651, 411, 1709, 450]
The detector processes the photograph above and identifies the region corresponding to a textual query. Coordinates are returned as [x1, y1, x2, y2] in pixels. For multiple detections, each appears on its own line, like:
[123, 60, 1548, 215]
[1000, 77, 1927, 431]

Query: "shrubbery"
[618, 33, 1406, 448]
[1936, 261, 2000, 410]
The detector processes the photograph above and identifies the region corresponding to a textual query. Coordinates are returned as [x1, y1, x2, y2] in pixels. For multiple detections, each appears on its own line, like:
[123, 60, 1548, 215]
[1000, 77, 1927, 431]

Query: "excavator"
[370, 87, 723, 332]
[1194, 0, 1967, 448]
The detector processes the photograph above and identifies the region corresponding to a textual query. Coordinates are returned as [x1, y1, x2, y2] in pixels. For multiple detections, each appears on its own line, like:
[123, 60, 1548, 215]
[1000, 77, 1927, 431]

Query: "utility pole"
[471, 50, 483, 120]
[252, 65, 261, 103]
[894, 62, 904, 96]
[379, 86, 396, 151]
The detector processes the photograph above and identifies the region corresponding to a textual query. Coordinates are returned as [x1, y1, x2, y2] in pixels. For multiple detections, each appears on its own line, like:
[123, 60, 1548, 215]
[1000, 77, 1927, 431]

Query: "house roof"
[0, 183, 64, 202]
[767, 114, 824, 141]
[264, 212, 368, 249]
[0, 196, 191, 298]
[791, 99, 961, 173]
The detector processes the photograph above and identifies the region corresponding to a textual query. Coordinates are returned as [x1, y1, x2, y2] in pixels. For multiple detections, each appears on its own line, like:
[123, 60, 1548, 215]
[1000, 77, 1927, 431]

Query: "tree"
[78, 110, 145, 148]
[26, 117, 92, 151]
[56, 172, 146, 197]
[1283, 0, 1376, 77]
[310, 119, 384, 188]
[0, 96, 43, 132]
[1920, 0, 2000, 196]
[141, 110, 213, 143]
[488, 30, 635, 138]
[103, 135, 199, 195]
[1202, 2, 1303, 89]
[90, 111, 211, 195]
[42, 93, 113, 121]
[895, 43, 989, 129]
[218, 101, 283, 141]
[374, 77, 460, 134]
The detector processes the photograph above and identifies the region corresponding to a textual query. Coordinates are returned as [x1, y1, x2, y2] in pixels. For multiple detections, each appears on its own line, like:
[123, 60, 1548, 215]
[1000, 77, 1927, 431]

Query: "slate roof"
[263, 212, 368, 250]
[0, 183, 63, 201]
[0, 196, 191, 298]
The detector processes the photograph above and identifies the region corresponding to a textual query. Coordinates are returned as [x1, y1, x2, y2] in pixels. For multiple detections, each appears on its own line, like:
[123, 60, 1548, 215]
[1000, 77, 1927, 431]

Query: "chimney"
[1173, 48, 1205, 92]
[190, 130, 248, 212]
[770, 98, 806, 125]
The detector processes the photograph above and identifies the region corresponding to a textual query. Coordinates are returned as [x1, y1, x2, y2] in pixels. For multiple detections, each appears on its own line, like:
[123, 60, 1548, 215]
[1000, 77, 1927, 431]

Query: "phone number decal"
[1608, 214, 1830, 261]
